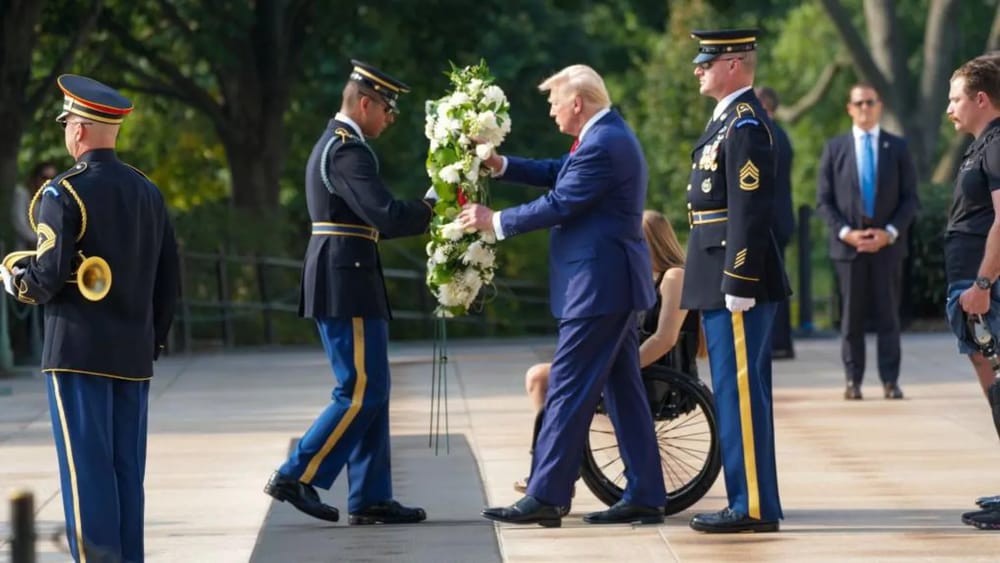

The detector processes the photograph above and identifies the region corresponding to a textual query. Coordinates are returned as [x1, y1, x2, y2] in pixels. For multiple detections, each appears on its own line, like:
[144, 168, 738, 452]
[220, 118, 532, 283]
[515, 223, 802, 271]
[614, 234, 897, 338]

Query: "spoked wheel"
[581, 365, 721, 515]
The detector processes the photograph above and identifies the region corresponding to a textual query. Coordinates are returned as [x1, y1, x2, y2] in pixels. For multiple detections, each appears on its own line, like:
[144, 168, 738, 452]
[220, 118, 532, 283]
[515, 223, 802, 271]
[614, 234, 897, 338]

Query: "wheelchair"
[579, 336, 721, 515]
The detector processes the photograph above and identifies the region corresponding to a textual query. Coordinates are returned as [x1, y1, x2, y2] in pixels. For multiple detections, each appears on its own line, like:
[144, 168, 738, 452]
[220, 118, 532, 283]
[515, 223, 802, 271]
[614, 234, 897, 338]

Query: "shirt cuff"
[886, 224, 898, 243]
[492, 211, 506, 241]
[838, 226, 850, 240]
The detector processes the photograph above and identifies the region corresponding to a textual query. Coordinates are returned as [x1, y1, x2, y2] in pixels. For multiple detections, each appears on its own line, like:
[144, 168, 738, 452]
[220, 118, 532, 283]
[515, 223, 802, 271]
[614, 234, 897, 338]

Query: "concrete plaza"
[2, 331, 999, 562]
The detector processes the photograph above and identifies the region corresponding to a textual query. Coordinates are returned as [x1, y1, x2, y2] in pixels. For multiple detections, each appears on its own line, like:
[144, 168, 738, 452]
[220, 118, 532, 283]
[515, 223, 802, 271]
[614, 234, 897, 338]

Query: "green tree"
[0, 0, 101, 244]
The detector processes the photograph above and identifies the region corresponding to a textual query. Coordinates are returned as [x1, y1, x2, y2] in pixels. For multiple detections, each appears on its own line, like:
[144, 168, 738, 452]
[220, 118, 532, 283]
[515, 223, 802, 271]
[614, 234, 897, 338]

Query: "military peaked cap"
[349, 59, 410, 112]
[56, 74, 133, 125]
[690, 29, 759, 64]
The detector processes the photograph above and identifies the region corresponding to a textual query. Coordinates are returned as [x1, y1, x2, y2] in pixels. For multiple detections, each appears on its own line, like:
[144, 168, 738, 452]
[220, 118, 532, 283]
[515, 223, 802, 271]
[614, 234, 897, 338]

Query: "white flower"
[467, 78, 484, 95]
[479, 230, 497, 244]
[463, 240, 495, 268]
[450, 91, 471, 105]
[437, 283, 469, 307]
[440, 220, 466, 241]
[429, 243, 450, 265]
[475, 142, 495, 160]
[482, 85, 506, 107]
[475, 111, 499, 134]
[465, 157, 481, 182]
[458, 134, 470, 147]
[438, 163, 463, 185]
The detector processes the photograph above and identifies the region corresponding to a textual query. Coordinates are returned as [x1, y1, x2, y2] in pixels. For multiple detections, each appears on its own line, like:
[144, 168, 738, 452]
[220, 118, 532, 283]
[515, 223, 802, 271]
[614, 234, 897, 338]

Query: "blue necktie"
[860, 133, 876, 218]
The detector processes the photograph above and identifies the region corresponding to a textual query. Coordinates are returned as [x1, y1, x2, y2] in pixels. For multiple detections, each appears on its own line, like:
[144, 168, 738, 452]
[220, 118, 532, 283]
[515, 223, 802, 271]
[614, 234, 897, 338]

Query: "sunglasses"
[364, 94, 398, 116]
[60, 120, 96, 129]
[850, 99, 879, 108]
[697, 56, 745, 71]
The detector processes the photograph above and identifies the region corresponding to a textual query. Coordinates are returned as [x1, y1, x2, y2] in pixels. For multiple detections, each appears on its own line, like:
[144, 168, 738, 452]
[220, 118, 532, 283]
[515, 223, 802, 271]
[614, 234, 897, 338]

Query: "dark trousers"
[47, 372, 149, 563]
[280, 317, 393, 513]
[527, 311, 665, 508]
[703, 303, 783, 521]
[834, 253, 902, 384]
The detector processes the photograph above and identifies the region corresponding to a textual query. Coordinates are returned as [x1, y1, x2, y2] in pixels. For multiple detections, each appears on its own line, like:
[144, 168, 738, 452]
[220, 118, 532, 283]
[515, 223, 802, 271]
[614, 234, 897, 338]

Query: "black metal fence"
[170, 246, 555, 352]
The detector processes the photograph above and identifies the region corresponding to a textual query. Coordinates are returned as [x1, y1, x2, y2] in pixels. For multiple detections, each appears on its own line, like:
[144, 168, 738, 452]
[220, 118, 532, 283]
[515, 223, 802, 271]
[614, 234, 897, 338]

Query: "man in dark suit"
[755, 86, 796, 359]
[262, 60, 433, 525]
[682, 29, 789, 534]
[460, 64, 666, 527]
[0, 75, 178, 562]
[816, 83, 919, 401]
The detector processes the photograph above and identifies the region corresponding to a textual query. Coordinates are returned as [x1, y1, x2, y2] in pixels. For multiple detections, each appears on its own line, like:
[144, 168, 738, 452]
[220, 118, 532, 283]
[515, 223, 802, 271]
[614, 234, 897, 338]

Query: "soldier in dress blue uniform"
[0, 75, 179, 562]
[681, 30, 790, 534]
[263, 60, 433, 525]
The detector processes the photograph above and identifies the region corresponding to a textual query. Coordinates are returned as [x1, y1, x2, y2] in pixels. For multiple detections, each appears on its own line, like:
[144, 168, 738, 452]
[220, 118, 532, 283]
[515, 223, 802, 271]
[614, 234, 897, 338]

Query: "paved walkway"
[1, 332, 999, 562]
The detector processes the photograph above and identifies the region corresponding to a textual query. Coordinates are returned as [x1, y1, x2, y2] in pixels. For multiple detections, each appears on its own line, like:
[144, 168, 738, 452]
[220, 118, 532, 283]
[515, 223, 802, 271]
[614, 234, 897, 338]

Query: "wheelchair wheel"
[581, 365, 721, 515]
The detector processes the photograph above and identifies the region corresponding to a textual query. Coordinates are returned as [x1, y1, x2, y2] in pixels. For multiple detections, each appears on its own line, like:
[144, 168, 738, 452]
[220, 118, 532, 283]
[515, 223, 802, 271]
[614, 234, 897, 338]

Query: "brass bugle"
[2, 249, 112, 301]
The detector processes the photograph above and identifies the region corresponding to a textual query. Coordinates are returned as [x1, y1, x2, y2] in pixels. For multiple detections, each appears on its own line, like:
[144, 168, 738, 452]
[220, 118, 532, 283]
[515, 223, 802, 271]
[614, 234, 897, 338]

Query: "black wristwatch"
[975, 276, 994, 290]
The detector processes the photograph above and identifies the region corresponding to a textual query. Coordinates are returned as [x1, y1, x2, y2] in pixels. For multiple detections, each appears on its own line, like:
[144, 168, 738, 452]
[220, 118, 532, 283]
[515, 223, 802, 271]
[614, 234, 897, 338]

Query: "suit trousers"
[834, 253, 902, 384]
[280, 317, 392, 513]
[703, 303, 783, 521]
[527, 311, 666, 509]
[47, 372, 149, 563]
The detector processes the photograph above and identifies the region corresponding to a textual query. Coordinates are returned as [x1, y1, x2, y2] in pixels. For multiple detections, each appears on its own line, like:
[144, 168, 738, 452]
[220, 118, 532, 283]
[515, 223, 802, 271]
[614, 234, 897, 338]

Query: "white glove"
[1, 265, 19, 296]
[424, 186, 439, 201]
[725, 294, 756, 313]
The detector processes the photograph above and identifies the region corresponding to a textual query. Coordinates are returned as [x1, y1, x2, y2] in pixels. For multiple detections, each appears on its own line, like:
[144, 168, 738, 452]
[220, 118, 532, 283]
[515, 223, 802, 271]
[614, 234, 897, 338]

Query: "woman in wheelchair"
[515, 210, 704, 495]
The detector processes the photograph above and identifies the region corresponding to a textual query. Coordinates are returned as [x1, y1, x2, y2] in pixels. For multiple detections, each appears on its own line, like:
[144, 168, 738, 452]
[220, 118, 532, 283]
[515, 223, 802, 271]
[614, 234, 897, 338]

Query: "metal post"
[215, 246, 233, 348]
[10, 489, 36, 563]
[255, 254, 274, 345]
[796, 205, 814, 335]
[0, 241, 14, 373]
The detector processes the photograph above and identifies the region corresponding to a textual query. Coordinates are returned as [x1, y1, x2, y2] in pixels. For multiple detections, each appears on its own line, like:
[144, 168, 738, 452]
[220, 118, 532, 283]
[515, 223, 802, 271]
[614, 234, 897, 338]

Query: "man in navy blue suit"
[683, 29, 790, 534]
[458, 64, 666, 527]
[816, 83, 918, 401]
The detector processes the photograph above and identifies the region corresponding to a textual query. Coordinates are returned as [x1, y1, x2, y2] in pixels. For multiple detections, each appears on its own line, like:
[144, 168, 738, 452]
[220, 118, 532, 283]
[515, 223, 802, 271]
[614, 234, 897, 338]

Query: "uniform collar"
[712, 86, 752, 121]
[334, 112, 364, 141]
[78, 148, 118, 163]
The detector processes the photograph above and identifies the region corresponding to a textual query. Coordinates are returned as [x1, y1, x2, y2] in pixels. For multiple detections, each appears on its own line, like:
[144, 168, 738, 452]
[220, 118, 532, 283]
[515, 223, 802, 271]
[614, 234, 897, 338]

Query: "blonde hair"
[642, 210, 685, 274]
[538, 64, 611, 109]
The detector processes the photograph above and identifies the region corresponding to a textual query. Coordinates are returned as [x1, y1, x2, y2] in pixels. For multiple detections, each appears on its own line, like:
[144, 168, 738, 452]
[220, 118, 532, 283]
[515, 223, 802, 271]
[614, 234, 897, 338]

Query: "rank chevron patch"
[739, 160, 759, 191]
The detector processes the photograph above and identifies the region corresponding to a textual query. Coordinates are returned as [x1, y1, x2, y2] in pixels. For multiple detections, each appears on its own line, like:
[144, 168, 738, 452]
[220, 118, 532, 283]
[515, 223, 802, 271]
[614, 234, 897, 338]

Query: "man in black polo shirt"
[945, 54, 1000, 530]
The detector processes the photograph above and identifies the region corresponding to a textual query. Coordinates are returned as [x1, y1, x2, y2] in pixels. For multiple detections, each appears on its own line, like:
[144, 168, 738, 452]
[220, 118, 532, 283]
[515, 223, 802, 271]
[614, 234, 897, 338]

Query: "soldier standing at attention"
[681, 29, 789, 534]
[0, 75, 179, 562]
[263, 60, 433, 525]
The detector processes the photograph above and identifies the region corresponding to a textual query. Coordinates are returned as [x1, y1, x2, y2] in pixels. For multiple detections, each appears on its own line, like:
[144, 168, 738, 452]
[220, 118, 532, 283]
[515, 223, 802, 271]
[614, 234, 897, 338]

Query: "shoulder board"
[50, 161, 88, 186]
[333, 127, 361, 144]
[734, 103, 756, 118]
[125, 163, 151, 180]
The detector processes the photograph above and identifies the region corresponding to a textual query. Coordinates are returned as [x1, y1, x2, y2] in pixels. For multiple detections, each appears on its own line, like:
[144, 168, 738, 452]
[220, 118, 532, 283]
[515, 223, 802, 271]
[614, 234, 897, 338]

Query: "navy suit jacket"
[498, 110, 656, 319]
[815, 129, 919, 261]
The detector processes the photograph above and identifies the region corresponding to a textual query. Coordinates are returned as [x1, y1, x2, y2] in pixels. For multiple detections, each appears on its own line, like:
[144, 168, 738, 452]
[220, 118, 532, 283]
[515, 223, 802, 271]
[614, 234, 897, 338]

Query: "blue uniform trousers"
[47, 371, 149, 563]
[279, 317, 392, 513]
[702, 303, 783, 521]
[527, 311, 666, 508]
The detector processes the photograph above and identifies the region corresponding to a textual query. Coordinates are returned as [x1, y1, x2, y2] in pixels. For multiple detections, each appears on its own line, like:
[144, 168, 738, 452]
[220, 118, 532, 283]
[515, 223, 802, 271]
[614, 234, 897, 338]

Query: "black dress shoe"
[689, 508, 779, 533]
[844, 383, 862, 400]
[962, 507, 1000, 530]
[349, 500, 427, 525]
[976, 494, 1000, 509]
[883, 382, 904, 399]
[583, 500, 663, 525]
[264, 470, 339, 522]
[482, 495, 563, 528]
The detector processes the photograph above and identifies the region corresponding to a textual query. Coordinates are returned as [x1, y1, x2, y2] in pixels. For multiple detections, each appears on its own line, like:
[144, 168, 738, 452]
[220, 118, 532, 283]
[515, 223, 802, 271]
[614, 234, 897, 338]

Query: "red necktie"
[570, 137, 580, 154]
